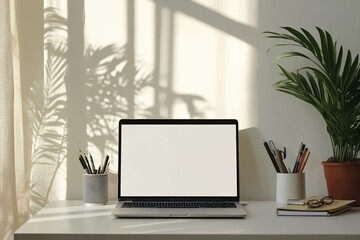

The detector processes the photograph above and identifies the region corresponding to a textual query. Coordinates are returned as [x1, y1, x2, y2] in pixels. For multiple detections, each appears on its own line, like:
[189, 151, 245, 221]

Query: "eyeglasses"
[306, 196, 334, 208]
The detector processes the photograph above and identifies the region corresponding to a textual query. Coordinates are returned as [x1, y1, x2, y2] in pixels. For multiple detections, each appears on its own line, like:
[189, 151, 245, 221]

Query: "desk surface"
[14, 200, 360, 240]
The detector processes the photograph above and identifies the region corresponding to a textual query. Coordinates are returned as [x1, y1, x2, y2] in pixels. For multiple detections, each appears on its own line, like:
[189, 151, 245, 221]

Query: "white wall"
[20, 0, 360, 203]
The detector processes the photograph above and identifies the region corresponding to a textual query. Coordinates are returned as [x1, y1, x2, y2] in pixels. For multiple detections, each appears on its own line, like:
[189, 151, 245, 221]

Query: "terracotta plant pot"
[322, 161, 360, 206]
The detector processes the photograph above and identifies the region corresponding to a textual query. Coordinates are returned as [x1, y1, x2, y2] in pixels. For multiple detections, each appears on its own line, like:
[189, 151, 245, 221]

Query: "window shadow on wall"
[27, 1, 211, 207]
[28, 0, 260, 207]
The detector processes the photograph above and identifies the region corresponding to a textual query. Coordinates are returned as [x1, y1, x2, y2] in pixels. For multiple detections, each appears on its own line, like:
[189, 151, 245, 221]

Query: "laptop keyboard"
[122, 202, 237, 208]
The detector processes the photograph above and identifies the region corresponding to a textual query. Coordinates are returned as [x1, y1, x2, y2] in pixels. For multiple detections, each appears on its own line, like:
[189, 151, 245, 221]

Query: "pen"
[102, 155, 110, 174]
[80, 154, 91, 174]
[89, 153, 96, 174]
[264, 141, 281, 173]
[293, 143, 305, 173]
[77, 150, 110, 174]
[104, 161, 110, 174]
[79, 150, 92, 174]
[84, 154, 93, 174]
[269, 140, 288, 173]
[276, 149, 288, 173]
[78, 154, 89, 174]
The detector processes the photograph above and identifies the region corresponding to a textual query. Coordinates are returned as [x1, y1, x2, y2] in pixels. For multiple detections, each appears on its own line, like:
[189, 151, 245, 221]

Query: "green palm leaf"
[265, 27, 360, 162]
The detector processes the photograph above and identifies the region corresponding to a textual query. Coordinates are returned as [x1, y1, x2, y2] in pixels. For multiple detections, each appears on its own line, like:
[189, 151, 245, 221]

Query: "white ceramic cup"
[276, 173, 306, 204]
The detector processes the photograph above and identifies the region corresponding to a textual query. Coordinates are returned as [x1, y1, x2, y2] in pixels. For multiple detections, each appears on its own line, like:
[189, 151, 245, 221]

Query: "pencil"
[299, 151, 310, 173]
[298, 148, 307, 169]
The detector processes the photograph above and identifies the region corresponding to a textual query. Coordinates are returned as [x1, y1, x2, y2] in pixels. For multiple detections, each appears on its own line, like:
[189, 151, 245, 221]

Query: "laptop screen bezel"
[118, 119, 240, 202]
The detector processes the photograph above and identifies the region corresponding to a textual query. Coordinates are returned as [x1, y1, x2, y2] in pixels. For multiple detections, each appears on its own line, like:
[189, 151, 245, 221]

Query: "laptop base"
[112, 201, 247, 218]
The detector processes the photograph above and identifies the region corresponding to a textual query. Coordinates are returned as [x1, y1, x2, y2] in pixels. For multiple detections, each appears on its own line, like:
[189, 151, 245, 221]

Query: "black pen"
[83, 154, 93, 174]
[78, 155, 89, 174]
[102, 155, 109, 174]
[89, 153, 96, 174]
[276, 149, 288, 173]
[263, 141, 281, 173]
[105, 161, 110, 174]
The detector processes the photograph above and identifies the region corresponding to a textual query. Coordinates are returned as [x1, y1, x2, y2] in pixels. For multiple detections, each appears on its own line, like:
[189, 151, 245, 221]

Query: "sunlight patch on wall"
[172, 0, 258, 128]
[219, 37, 257, 129]
[172, 12, 218, 118]
[135, 0, 155, 68]
[192, 0, 258, 28]
[84, 0, 126, 47]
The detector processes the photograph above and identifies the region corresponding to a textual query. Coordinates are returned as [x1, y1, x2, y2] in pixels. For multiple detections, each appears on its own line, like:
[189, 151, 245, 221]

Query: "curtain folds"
[0, 0, 29, 239]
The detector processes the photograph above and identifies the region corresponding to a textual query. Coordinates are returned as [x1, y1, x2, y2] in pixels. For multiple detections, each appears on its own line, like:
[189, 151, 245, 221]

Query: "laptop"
[112, 119, 247, 218]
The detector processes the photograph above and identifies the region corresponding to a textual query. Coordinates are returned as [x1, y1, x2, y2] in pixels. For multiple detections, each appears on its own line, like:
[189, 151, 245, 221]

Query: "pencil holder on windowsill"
[276, 173, 306, 204]
[83, 174, 108, 205]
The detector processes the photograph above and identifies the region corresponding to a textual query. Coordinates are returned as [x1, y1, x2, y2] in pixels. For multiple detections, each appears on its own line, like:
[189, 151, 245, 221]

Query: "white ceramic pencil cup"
[83, 174, 108, 205]
[276, 173, 306, 204]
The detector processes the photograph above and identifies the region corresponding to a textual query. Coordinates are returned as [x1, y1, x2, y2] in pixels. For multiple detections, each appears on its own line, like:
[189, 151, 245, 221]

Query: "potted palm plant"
[265, 27, 360, 205]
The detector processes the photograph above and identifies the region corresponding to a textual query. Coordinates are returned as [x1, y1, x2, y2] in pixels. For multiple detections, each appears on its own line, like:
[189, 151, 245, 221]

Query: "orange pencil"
[299, 150, 310, 173]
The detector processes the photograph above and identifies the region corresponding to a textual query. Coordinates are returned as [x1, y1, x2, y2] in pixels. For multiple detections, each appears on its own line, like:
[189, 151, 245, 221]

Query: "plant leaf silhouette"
[25, 8, 68, 214]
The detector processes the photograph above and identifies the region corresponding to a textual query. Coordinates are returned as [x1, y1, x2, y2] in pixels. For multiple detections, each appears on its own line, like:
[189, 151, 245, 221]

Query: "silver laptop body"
[112, 119, 246, 218]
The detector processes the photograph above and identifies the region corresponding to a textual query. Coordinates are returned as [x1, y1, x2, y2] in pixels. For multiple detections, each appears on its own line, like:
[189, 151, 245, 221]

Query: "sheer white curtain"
[0, 0, 29, 239]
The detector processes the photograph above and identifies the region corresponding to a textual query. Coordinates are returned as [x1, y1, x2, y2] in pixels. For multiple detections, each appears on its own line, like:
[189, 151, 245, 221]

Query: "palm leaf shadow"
[84, 44, 158, 157]
[84, 44, 209, 160]
[25, 8, 68, 214]
[27, 6, 209, 212]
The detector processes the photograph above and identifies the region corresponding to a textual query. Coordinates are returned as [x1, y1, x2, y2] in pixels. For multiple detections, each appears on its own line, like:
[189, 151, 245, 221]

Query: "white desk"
[14, 200, 360, 240]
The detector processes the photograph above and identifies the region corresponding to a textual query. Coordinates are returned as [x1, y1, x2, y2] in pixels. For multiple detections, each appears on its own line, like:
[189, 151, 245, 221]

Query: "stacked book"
[277, 196, 355, 216]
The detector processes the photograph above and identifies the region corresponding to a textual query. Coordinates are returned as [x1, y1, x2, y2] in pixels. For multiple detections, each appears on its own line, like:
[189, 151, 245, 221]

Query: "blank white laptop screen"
[120, 123, 238, 197]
